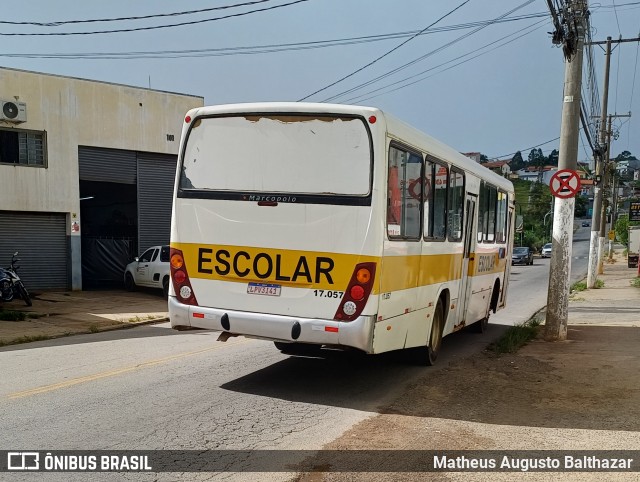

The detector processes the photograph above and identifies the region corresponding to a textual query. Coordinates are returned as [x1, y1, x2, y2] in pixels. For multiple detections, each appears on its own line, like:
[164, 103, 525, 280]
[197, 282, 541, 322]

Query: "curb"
[0, 316, 169, 348]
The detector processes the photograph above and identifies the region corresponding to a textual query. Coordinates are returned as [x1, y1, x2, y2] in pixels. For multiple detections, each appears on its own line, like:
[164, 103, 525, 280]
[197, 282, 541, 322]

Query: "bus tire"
[425, 300, 445, 366]
[274, 342, 321, 355]
[473, 310, 490, 333]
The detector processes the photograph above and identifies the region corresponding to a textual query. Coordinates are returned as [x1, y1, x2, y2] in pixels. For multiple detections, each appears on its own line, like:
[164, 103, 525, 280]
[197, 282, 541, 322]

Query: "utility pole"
[586, 34, 639, 285]
[587, 36, 611, 288]
[597, 114, 613, 274]
[544, 0, 588, 342]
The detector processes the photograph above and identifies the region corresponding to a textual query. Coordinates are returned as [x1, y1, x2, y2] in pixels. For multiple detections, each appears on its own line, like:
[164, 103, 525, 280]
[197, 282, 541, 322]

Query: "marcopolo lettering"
[248, 195, 297, 203]
[198, 248, 334, 284]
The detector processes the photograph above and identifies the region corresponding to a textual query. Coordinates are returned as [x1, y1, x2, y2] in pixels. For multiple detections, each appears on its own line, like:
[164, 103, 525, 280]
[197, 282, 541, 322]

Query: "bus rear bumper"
[169, 296, 374, 353]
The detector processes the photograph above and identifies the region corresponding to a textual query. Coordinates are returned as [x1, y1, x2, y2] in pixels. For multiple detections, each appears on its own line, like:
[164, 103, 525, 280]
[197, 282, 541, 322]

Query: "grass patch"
[571, 279, 604, 292]
[571, 281, 587, 292]
[0, 310, 27, 321]
[631, 277, 640, 288]
[490, 318, 541, 355]
[89, 324, 100, 333]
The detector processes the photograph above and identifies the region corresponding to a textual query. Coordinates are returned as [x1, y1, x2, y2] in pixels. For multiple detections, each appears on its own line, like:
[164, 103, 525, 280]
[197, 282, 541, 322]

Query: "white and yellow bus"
[169, 103, 514, 365]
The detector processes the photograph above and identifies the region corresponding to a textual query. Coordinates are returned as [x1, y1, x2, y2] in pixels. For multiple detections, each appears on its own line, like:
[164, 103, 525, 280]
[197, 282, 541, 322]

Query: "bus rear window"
[179, 115, 371, 196]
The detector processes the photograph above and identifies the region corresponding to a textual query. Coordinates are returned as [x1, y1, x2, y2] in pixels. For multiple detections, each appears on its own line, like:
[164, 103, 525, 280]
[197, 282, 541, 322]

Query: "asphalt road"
[0, 226, 593, 480]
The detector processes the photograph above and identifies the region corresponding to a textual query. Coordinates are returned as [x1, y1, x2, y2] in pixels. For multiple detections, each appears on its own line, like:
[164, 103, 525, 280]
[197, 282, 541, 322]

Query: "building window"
[0, 128, 47, 167]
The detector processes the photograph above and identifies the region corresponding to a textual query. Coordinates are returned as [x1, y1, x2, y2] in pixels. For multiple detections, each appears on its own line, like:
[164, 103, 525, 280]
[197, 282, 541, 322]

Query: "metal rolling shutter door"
[137, 152, 177, 252]
[0, 211, 68, 290]
[78, 146, 137, 184]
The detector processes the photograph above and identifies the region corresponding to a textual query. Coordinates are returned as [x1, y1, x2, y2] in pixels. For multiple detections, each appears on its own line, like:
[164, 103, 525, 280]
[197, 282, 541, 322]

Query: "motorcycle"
[0, 252, 32, 306]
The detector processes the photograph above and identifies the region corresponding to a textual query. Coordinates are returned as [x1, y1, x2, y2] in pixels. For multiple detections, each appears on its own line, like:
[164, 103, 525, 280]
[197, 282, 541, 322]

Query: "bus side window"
[432, 162, 448, 240]
[423, 160, 434, 238]
[387, 145, 422, 239]
[477, 181, 486, 243]
[486, 185, 497, 242]
[496, 191, 508, 242]
[447, 168, 464, 241]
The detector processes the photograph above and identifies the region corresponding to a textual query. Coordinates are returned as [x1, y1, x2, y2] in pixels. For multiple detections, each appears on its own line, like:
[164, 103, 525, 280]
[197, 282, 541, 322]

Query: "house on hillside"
[481, 160, 511, 177]
[515, 165, 558, 185]
[462, 152, 482, 163]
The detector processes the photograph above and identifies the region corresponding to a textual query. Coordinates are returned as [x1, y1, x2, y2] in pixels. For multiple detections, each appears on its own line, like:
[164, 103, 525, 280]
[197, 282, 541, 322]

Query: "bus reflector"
[185, 115, 191, 123]
[193, 313, 204, 318]
[333, 262, 376, 322]
[368, 115, 377, 124]
[170, 247, 199, 306]
[325, 326, 339, 333]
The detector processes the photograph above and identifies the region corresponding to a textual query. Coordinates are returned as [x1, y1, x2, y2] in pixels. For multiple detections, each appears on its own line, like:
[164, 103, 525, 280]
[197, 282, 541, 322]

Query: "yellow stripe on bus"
[173, 242, 379, 292]
[172, 243, 506, 293]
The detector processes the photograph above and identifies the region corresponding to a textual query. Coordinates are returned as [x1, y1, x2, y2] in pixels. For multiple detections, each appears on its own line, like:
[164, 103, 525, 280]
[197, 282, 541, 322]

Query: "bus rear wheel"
[425, 300, 445, 366]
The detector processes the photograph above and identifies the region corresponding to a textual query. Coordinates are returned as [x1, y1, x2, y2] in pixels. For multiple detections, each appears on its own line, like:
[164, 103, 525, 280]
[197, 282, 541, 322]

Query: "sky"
[1, 0, 639, 162]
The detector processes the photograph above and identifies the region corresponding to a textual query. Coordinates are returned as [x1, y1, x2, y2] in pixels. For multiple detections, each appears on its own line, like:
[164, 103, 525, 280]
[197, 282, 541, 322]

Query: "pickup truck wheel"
[124, 273, 136, 292]
[162, 277, 170, 299]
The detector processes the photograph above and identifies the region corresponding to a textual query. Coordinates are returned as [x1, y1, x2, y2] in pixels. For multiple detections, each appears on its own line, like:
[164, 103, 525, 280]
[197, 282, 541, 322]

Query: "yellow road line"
[7, 338, 249, 400]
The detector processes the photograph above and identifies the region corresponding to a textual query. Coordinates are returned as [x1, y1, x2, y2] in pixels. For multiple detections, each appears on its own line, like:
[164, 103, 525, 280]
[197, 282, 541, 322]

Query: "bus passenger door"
[500, 206, 515, 306]
[458, 197, 476, 325]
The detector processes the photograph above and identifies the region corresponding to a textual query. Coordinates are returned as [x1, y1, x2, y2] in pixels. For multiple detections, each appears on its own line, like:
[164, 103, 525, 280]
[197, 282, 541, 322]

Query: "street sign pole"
[544, 0, 587, 342]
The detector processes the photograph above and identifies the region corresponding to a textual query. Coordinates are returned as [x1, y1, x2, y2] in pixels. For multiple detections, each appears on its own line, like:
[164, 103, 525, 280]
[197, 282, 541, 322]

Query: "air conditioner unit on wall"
[0, 100, 27, 123]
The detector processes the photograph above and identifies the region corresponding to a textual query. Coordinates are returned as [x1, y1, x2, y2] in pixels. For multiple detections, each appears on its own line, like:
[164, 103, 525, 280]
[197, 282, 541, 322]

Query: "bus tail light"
[333, 262, 376, 322]
[170, 247, 199, 306]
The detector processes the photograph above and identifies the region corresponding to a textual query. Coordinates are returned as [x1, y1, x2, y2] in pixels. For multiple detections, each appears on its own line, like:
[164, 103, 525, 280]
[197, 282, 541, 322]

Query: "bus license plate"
[247, 283, 281, 297]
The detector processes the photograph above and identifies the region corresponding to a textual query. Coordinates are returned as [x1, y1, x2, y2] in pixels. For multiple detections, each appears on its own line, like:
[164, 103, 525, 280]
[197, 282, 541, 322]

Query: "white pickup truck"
[124, 245, 170, 297]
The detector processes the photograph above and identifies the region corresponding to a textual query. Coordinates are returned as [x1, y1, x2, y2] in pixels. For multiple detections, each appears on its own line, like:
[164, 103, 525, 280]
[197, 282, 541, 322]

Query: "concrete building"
[0, 67, 203, 291]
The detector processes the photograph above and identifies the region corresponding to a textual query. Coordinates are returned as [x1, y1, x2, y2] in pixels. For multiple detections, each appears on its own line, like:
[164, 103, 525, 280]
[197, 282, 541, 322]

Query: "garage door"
[0, 211, 68, 290]
[137, 152, 177, 252]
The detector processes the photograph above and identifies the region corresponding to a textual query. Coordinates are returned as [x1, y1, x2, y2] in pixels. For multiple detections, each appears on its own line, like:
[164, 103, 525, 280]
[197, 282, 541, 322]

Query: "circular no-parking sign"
[549, 169, 581, 199]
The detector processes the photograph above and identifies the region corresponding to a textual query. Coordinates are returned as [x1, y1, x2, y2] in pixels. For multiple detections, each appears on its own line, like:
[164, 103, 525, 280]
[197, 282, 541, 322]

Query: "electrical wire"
[0, 0, 309, 36]
[0, 0, 274, 26]
[0, 13, 550, 60]
[297, 0, 474, 101]
[626, 37, 639, 149]
[487, 137, 561, 161]
[342, 19, 547, 104]
[319, 0, 536, 103]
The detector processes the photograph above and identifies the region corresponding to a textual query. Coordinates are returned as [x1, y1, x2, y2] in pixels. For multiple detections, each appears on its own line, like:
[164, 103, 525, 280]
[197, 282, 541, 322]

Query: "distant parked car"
[581, 221, 590, 227]
[124, 245, 170, 297]
[512, 246, 534, 265]
[541, 243, 552, 258]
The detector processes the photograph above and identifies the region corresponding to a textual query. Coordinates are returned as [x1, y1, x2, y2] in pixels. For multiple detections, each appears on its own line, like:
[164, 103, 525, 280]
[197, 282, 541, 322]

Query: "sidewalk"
[296, 249, 640, 480]
[0, 289, 169, 346]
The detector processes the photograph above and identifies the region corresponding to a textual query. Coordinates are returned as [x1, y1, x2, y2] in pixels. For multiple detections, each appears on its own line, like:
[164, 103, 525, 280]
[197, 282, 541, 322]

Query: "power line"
[0, 0, 309, 36]
[626, 37, 639, 149]
[341, 17, 547, 104]
[319, 0, 537, 103]
[487, 137, 561, 161]
[0, 13, 550, 60]
[297, 0, 473, 101]
[0, 0, 274, 26]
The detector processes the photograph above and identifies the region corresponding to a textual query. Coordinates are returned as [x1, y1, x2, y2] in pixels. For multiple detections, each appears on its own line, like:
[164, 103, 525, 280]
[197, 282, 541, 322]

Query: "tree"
[528, 148, 545, 166]
[615, 150, 636, 162]
[548, 149, 559, 166]
[574, 195, 587, 217]
[480, 154, 488, 162]
[511, 151, 524, 170]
